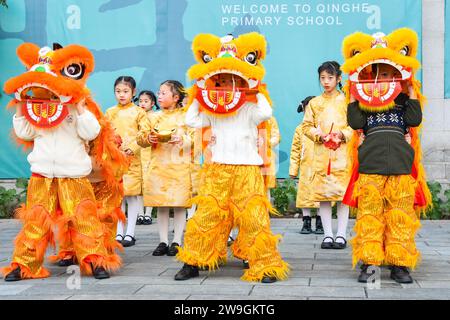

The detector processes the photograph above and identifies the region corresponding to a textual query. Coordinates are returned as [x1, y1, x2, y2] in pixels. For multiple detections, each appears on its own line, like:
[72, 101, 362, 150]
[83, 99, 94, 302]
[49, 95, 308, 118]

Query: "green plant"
[271, 179, 297, 215]
[0, 0, 7, 8]
[0, 178, 28, 218]
[425, 181, 450, 220]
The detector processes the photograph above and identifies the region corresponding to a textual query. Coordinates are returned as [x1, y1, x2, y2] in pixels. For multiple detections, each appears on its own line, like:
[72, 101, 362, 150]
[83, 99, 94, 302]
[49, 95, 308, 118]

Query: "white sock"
[125, 196, 139, 238]
[187, 204, 197, 220]
[302, 208, 311, 217]
[157, 208, 170, 245]
[145, 206, 153, 216]
[320, 202, 333, 242]
[173, 208, 187, 245]
[336, 202, 349, 244]
[137, 196, 144, 215]
[116, 201, 125, 239]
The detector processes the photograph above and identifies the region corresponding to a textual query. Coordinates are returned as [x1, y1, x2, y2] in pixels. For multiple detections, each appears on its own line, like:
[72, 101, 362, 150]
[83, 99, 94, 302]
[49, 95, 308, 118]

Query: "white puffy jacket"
[13, 108, 100, 178]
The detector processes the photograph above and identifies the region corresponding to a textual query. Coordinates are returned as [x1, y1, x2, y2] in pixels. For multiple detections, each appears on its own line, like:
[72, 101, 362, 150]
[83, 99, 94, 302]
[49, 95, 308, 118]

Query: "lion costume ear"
[191, 34, 222, 63]
[16, 43, 40, 69]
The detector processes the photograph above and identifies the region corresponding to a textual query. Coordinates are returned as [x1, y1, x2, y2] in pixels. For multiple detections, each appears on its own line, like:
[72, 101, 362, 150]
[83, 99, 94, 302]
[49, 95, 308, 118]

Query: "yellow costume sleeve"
[302, 99, 321, 143]
[269, 117, 281, 147]
[128, 108, 151, 154]
[289, 125, 303, 177]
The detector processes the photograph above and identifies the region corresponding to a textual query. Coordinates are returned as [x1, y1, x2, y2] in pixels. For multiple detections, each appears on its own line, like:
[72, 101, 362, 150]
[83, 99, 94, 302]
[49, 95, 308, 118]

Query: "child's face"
[211, 74, 247, 89]
[375, 64, 401, 81]
[139, 94, 155, 112]
[158, 84, 179, 110]
[115, 83, 135, 106]
[320, 71, 340, 93]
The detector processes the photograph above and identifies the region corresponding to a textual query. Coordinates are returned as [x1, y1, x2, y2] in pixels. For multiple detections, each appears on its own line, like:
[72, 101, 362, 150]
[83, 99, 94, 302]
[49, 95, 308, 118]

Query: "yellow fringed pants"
[351, 174, 421, 269]
[177, 164, 290, 282]
[52, 181, 126, 263]
[1, 177, 121, 279]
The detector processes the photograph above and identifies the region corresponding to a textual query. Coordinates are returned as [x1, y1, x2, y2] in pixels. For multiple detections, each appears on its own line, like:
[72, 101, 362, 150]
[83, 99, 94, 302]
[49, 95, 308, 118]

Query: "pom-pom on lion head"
[341, 28, 422, 112]
[187, 32, 269, 116]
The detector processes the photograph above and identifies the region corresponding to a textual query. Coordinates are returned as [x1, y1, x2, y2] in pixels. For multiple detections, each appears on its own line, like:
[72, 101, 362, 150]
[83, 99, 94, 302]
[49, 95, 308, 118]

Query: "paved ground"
[0, 218, 450, 300]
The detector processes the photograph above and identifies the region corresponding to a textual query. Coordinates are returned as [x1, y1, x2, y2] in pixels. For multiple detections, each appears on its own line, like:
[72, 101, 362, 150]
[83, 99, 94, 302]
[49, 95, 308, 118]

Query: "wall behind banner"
[0, 0, 422, 178]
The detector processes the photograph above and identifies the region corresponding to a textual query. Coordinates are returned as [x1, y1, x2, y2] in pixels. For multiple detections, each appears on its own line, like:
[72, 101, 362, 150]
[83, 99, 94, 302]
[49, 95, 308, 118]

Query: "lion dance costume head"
[186, 32, 273, 177]
[4, 42, 128, 192]
[341, 28, 431, 214]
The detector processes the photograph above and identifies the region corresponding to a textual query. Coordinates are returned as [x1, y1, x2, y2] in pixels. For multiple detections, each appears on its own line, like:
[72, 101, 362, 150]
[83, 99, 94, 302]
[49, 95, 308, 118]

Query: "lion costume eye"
[351, 49, 361, 57]
[202, 53, 213, 63]
[244, 52, 257, 65]
[62, 63, 85, 79]
[400, 46, 410, 56]
[61, 63, 85, 80]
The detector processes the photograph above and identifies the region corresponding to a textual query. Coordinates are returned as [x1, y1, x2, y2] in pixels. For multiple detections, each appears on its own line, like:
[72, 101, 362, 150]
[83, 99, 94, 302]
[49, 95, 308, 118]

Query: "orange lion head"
[4, 43, 95, 128]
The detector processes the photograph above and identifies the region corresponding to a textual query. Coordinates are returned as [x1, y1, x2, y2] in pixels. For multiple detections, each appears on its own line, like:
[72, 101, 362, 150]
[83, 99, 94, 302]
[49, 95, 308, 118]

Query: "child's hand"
[76, 98, 86, 115]
[408, 82, 417, 99]
[124, 148, 134, 156]
[168, 134, 183, 146]
[15, 102, 24, 117]
[349, 93, 356, 103]
[147, 133, 159, 144]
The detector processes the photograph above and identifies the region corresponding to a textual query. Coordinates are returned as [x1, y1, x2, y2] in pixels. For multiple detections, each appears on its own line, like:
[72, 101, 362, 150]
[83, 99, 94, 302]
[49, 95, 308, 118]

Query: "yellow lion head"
[341, 28, 422, 112]
[187, 32, 270, 116]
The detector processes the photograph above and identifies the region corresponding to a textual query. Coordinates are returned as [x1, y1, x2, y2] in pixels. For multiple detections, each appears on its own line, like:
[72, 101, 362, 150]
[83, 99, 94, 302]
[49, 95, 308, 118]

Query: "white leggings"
[117, 195, 143, 238]
[157, 207, 187, 245]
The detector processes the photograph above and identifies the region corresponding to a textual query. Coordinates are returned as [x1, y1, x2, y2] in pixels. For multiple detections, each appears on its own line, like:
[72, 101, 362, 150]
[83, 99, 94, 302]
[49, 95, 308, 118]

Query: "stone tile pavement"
[0, 218, 450, 300]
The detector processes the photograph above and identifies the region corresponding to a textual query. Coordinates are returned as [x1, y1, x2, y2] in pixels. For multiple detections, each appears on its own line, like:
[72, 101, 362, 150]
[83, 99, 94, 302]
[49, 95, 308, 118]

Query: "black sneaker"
[152, 242, 169, 256]
[315, 216, 324, 234]
[358, 264, 374, 283]
[390, 266, 413, 284]
[122, 235, 136, 247]
[174, 264, 199, 280]
[261, 276, 277, 283]
[92, 265, 110, 280]
[4, 267, 22, 282]
[300, 216, 312, 234]
[136, 215, 144, 225]
[167, 242, 180, 256]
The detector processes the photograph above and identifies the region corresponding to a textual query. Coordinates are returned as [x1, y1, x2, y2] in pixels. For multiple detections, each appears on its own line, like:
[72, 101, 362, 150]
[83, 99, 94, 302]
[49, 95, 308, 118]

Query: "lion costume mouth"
[349, 60, 412, 108]
[195, 71, 259, 114]
[15, 84, 72, 128]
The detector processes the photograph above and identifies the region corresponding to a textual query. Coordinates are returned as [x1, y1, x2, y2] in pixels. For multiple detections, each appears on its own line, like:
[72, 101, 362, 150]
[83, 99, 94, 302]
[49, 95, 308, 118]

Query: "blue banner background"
[0, 0, 422, 178]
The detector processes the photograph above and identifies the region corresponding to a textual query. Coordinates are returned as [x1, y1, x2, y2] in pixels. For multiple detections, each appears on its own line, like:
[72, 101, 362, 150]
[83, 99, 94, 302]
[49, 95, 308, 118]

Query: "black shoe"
[152, 242, 169, 256]
[390, 266, 413, 284]
[261, 276, 277, 283]
[300, 216, 312, 234]
[243, 260, 249, 269]
[358, 264, 374, 283]
[136, 215, 144, 225]
[143, 216, 153, 225]
[122, 235, 136, 247]
[174, 264, 199, 280]
[321, 237, 335, 249]
[314, 216, 324, 234]
[116, 234, 124, 244]
[58, 257, 75, 267]
[92, 265, 110, 280]
[167, 242, 180, 256]
[4, 267, 22, 282]
[332, 236, 347, 249]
